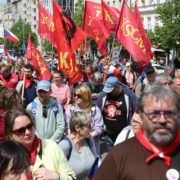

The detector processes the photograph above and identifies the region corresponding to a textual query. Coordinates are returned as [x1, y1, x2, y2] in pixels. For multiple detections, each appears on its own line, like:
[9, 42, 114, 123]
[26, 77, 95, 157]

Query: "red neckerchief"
[136, 127, 180, 167]
[24, 78, 33, 88]
[29, 135, 40, 180]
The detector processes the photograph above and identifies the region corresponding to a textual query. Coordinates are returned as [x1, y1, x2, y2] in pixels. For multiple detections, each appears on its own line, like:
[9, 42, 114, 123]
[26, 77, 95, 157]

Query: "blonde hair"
[74, 85, 92, 110]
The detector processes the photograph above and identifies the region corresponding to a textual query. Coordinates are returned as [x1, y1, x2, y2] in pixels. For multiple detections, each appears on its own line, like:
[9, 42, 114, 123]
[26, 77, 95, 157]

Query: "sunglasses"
[74, 93, 82, 99]
[12, 123, 33, 135]
[42, 106, 47, 118]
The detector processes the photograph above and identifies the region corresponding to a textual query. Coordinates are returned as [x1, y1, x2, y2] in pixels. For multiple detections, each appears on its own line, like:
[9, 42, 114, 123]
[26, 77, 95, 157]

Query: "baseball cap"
[36, 80, 51, 91]
[103, 77, 119, 93]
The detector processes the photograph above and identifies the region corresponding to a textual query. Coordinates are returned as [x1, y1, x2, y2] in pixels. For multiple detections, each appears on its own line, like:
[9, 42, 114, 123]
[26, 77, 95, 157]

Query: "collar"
[136, 127, 180, 167]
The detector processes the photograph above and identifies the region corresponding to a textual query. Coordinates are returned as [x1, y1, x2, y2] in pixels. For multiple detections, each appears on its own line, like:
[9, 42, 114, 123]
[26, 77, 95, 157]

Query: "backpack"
[31, 101, 59, 118]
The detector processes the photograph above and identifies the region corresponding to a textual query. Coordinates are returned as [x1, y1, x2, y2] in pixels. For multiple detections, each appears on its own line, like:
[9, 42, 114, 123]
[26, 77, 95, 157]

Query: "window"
[147, 17, 151, 29]
[155, 17, 159, 26]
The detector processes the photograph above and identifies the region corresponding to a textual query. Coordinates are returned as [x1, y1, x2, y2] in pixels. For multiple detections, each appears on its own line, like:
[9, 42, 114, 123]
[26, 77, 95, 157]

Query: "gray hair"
[154, 73, 172, 85]
[91, 72, 102, 82]
[137, 84, 180, 112]
[70, 112, 91, 133]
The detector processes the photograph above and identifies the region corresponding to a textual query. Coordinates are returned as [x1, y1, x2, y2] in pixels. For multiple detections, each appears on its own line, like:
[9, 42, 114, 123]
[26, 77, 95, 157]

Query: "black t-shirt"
[103, 92, 127, 140]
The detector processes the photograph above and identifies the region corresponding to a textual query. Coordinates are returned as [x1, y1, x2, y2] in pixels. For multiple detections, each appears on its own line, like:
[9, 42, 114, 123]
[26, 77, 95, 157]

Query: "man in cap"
[97, 76, 137, 143]
[93, 84, 180, 180]
[135, 64, 156, 97]
[26, 80, 65, 145]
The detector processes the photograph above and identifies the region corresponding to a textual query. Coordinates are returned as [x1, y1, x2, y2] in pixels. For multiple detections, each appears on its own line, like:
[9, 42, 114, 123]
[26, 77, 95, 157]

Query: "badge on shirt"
[166, 169, 179, 180]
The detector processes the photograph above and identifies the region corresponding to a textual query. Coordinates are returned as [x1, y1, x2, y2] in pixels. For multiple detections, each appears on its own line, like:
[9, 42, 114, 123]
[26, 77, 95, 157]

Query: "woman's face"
[53, 73, 62, 85]
[11, 115, 34, 149]
[77, 125, 91, 138]
[74, 90, 83, 106]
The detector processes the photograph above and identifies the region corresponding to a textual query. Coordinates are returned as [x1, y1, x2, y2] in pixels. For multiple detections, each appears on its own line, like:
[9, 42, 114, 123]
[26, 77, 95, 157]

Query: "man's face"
[37, 90, 51, 105]
[110, 84, 122, 96]
[24, 68, 33, 78]
[1, 68, 11, 78]
[141, 95, 178, 148]
[173, 78, 180, 94]
[146, 72, 155, 83]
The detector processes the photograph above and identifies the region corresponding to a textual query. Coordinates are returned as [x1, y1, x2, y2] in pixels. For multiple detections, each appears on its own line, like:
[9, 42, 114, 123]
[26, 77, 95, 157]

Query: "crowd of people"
[0, 54, 180, 179]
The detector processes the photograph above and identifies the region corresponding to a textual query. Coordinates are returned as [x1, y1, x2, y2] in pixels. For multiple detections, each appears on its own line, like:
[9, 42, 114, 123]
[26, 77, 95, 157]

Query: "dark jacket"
[96, 83, 137, 124]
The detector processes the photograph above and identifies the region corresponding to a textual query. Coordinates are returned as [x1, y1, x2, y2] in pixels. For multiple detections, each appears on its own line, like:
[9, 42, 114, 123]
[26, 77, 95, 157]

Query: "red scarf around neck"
[136, 127, 180, 167]
[24, 78, 33, 88]
[29, 135, 40, 180]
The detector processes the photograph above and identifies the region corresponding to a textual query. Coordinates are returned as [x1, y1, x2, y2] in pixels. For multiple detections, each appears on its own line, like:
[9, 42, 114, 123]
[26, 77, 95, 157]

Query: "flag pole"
[51, 44, 54, 72]
[104, 36, 116, 80]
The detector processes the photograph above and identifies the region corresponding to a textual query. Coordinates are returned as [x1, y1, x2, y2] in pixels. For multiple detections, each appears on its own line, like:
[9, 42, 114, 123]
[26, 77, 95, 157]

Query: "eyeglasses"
[12, 123, 33, 135]
[74, 93, 82, 99]
[143, 111, 177, 121]
[42, 106, 47, 118]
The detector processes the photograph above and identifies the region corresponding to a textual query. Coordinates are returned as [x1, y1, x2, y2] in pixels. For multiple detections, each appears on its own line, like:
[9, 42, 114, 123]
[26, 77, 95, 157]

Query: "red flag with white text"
[134, 2, 153, 59]
[101, 0, 120, 32]
[38, 0, 56, 47]
[116, 1, 151, 65]
[26, 33, 52, 80]
[83, 1, 109, 56]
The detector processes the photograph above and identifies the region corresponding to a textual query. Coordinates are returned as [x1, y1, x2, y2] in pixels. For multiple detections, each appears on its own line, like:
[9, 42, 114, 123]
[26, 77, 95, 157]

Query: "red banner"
[101, 0, 120, 32]
[116, 2, 151, 65]
[134, 2, 153, 59]
[38, 0, 56, 47]
[83, 1, 109, 56]
[26, 33, 52, 80]
[53, 1, 84, 84]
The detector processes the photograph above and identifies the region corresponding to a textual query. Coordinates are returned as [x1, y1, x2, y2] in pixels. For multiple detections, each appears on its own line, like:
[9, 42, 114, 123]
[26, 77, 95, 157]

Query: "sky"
[0, 0, 6, 3]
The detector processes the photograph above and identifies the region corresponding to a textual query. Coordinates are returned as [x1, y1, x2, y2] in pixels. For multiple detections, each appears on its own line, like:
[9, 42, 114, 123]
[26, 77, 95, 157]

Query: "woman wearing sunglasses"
[4, 109, 76, 180]
[65, 85, 104, 155]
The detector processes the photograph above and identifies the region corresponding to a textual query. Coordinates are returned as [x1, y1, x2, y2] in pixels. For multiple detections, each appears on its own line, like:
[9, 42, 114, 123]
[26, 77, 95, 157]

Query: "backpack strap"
[64, 136, 73, 160]
[51, 101, 59, 118]
[31, 101, 37, 115]
[91, 104, 96, 117]
[31, 101, 58, 118]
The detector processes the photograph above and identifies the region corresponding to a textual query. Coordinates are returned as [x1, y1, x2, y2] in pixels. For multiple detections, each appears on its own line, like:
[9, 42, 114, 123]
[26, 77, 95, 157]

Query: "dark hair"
[24, 63, 34, 71]
[0, 140, 30, 178]
[4, 109, 34, 138]
[0, 85, 22, 110]
[53, 70, 64, 79]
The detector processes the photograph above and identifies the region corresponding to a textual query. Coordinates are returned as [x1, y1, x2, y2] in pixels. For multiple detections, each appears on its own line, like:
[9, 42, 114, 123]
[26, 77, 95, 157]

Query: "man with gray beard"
[93, 84, 180, 180]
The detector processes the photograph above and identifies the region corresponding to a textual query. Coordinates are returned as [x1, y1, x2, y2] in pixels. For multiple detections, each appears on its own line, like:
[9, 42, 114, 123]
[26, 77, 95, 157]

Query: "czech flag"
[0, 27, 19, 43]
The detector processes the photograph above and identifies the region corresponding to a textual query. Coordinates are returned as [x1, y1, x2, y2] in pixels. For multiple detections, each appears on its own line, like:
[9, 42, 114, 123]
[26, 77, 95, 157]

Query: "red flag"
[101, 0, 120, 32]
[134, 2, 153, 59]
[53, 1, 84, 84]
[38, 0, 56, 47]
[53, 1, 86, 54]
[26, 33, 52, 80]
[116, 2, 151, 65]
[83, 1, 109, 56]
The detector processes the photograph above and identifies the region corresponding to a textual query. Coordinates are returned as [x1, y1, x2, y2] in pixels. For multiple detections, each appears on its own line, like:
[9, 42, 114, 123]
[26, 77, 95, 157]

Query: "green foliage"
[73, 0, 84, 27]
[4, 19, 37, 50]
[153, 0, 180, 51]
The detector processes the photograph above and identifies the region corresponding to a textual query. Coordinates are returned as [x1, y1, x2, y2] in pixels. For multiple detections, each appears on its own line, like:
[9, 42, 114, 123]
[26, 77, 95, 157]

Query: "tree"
[4, 19, 38, 51]
[73, 0, 84, 27]
[154, 0, 180, 52]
